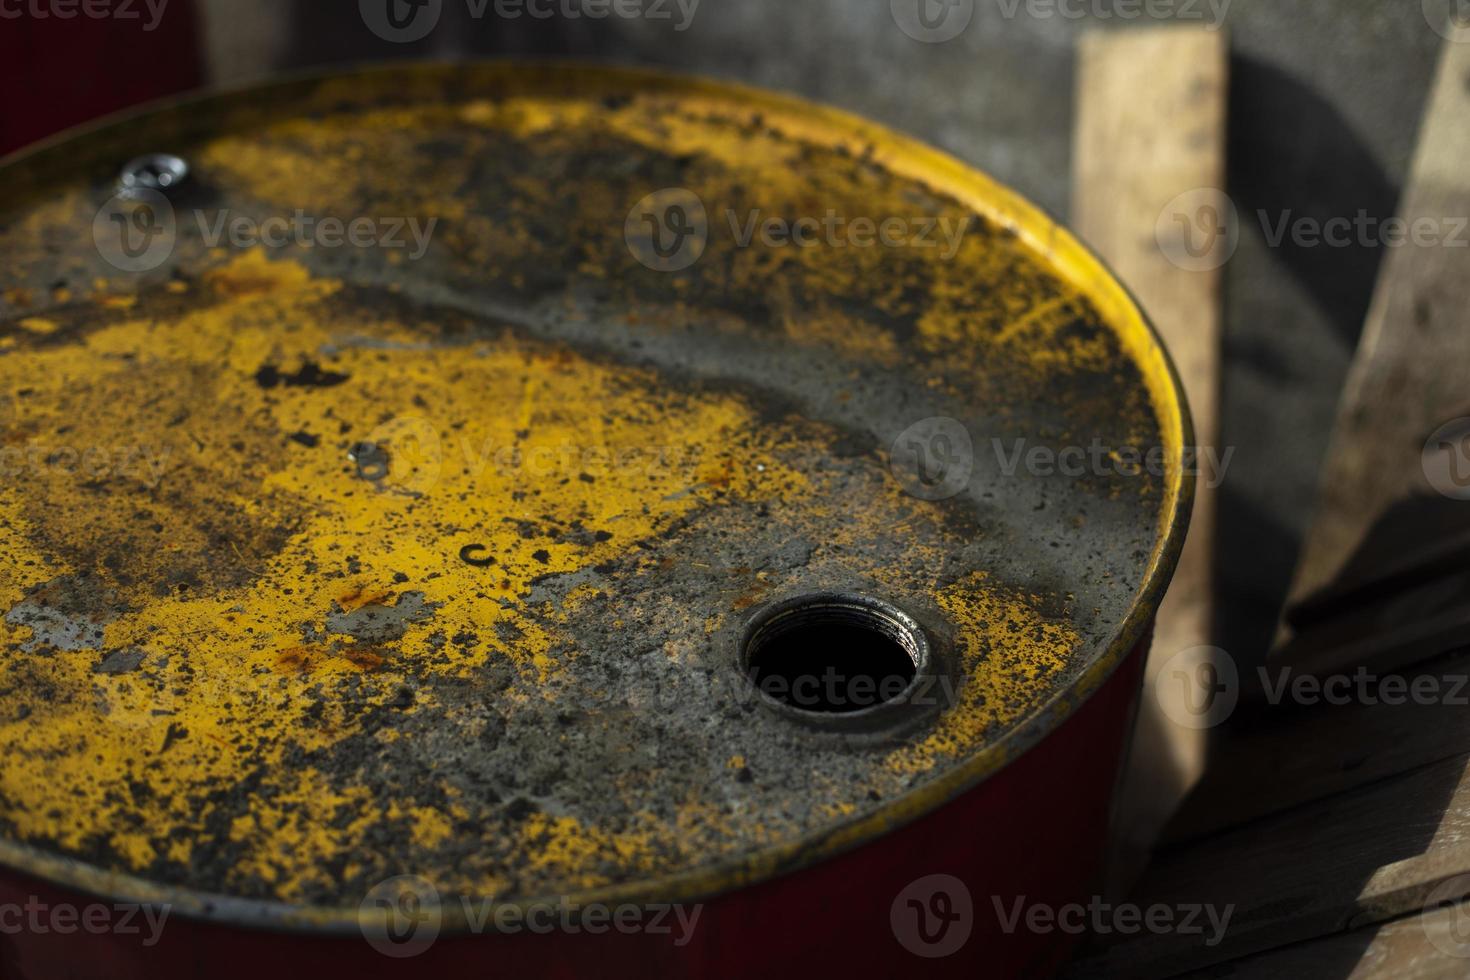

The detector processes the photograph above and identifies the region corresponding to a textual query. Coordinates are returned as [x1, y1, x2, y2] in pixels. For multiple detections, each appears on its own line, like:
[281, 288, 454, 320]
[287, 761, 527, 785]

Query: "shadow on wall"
[1213, 53, 1398, 665]
[1228, 55, 1397, 349]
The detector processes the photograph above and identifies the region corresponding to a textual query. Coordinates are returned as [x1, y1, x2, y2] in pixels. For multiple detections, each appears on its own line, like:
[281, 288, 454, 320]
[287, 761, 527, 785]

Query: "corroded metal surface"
[0, 64, 1190, 925]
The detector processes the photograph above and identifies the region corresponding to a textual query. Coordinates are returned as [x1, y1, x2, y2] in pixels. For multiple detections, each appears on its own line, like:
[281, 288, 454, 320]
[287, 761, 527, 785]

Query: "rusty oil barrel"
[0, 64, 1192, 979]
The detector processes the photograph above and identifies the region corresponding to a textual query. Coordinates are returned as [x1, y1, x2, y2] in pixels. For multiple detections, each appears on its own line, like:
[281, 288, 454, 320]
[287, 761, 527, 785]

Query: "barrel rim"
[0, 58, 1196, 933]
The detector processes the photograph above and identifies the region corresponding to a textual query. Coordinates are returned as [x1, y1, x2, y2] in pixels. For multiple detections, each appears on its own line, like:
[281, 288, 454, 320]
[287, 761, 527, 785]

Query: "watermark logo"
[354, 416, 445, 496]
[889, 417, 975, 501]
[626, 188, 708, 272]
[359, 874, 442, 958]
[1423, 875, 1470, 957]
[891, 0, 974, 42]
[93, 188, 176, 273]
[892, 874, 973, 957]
[1156, 188, 1239, 272]
[1423, 417, 1470, 500]
[1155, 645, 1238, 730]
[1423, 0, 1470, 43]
[360, 0, 443, 42]
[94, 651, 181, 731]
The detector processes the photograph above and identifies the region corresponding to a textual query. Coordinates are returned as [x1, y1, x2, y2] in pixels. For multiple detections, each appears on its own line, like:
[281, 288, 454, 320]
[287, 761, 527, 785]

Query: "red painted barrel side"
[0, 4, 201, 157]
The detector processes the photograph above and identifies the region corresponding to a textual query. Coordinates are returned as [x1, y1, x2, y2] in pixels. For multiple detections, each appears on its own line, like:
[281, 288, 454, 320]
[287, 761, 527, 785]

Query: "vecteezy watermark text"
[890, 0, 1229, 44]
[0, 444, 172, 490]
[1156, 645, 1470, 730]
[197, 210, 438, 259]
[93, 190, 439, 272]
[358, 875, 702, 958]
[360, 0, 700, 43]
[348, 415, 708, 497]
[623, 188, 972, 272]
[726, 209, 969, 260]
[0, 897, 169, 946]
[1258, 667, 1470, 709]
[886, 417, 1232, 503]
[1258, 211, 1470, 250]
[991, 437, 1233, 489]
[990, 0, 1230, 27]
[1157, 188, 1470, 272]
[992, 895, 1233, 947]
[0, 0, 169, 30]
[888, 875, 1232, 958]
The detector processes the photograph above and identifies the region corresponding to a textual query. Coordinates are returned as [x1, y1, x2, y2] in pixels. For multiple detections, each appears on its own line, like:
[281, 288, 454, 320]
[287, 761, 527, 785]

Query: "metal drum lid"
[0, 64, 1190, 926]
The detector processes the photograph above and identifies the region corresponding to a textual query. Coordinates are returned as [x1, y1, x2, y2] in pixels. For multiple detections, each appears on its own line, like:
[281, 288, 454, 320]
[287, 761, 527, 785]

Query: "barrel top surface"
[0, 63, 1189, 924]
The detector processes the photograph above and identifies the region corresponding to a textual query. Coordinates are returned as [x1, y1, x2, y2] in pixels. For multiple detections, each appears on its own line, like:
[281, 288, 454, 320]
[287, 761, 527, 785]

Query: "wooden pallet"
[1068, 26, 1470, 980]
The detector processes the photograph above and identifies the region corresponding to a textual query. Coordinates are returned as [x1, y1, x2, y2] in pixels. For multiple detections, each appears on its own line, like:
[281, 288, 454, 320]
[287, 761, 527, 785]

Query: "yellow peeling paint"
[518, 814, 656, 890]
[16, 317, 57, 335]
[0, 250, 822, 897]
[884, 572, 1077, 778]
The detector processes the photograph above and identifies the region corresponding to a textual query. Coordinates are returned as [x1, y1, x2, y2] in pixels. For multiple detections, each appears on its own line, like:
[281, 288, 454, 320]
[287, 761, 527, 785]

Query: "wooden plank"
[1173, 902, 1470, 980]
[195, 0, 294, 86]
[1071, 26, 1228, 888]
[1280, 36, 1470, 670]
[1071, 752, 1470, 977]
[1275, 567, 1470, 688]
[1167, 646, 1470, 844]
